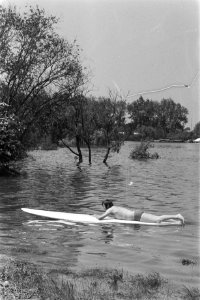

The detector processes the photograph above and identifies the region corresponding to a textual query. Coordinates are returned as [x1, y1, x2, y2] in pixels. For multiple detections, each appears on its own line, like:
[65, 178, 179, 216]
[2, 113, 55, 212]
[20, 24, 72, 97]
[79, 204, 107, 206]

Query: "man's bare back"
[98, 206, 139, 220]
[98, 200, 184, 224]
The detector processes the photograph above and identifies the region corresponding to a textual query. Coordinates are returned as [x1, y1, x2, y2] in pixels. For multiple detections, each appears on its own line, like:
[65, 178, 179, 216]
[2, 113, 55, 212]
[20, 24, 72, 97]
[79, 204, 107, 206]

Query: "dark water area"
[0, 142, 199, 288]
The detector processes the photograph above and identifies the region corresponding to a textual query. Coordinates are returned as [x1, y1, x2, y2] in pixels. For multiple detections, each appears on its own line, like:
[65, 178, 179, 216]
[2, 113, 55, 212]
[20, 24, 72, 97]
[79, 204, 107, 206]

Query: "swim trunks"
[134, 210, 144, 221]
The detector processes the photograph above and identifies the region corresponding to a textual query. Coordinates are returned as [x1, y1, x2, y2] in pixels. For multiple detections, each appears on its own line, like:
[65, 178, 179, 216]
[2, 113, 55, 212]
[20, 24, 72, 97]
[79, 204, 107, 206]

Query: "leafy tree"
[127, 97, 159, 128]
[136, 126, 156, 140]
[77, 96, 98, 164]
[127, 97, 188, 139]
[0, 5, 85, 141]
[95, 91, 127, 164]
[47, 92, 128, 165]
[192, 121, 200, 138]
[40, 94, 97, 165]
[167, 129, 192, 141]
[60, 95, 96, 165]
[158, 99, 188, 135]
[0, 102, 25, 175]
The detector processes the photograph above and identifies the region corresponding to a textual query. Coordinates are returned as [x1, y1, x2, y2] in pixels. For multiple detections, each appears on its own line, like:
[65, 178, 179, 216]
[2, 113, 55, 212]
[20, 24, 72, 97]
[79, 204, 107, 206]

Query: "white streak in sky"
[126, 71, 199, 99]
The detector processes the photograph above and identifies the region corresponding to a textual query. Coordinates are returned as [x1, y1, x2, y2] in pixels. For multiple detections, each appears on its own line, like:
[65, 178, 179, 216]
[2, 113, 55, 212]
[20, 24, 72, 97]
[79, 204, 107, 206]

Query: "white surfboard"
[21, 208, 182, 226]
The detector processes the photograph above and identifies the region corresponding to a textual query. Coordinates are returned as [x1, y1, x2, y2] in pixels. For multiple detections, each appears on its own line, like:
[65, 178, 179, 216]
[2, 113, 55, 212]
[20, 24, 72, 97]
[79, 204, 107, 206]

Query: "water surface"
[0, 142, 199, 287]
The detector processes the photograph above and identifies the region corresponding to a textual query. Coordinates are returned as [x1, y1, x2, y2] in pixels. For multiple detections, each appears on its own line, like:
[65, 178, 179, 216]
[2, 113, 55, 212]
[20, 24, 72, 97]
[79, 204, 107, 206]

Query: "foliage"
[159, 98, 188, 134]
[43, 94, 98, 164]
[167, 129, 193, 141]
[0, 102, 24, 165]
[0, 5, 86, 140]
[71, 96, 97, 164]
[95, 91, 127, 163]
[127, 96, 159, 128]
[137, 125, 165, 140]
[62, 95, 97, 143]
[39, 91, 128, 164]
[129, 141, 159, 160]
[192, 121, 200, 138]
[127, 97, 188, 139]
[96, 92, 126, 144]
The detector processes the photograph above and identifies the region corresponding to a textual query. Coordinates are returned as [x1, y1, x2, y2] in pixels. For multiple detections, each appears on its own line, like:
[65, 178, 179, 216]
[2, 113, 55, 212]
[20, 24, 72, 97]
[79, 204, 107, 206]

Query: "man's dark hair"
[102, 199, 113, 210]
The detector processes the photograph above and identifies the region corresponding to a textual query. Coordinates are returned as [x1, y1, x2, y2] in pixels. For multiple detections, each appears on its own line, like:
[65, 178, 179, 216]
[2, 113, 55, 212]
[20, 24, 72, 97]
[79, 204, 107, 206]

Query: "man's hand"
[93, 214, 99, 219]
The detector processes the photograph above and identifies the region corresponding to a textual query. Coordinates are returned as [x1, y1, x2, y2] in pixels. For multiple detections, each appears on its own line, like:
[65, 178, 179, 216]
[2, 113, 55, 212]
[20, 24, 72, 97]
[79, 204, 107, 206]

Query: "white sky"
[1, 0, 199, 127]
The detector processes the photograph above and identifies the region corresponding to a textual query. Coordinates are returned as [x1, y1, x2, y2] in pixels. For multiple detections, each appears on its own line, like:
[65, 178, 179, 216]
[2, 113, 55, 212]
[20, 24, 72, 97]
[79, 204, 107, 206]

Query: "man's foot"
[177, 214, 184, 225]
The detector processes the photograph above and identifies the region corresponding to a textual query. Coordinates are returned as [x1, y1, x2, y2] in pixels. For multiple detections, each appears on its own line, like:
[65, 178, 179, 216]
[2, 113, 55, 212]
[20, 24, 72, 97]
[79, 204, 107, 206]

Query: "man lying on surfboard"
[98, 200, 184, 225]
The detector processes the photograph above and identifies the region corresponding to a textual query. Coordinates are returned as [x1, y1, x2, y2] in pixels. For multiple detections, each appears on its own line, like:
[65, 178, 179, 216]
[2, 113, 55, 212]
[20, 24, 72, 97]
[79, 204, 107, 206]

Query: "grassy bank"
[0, 260, 199, 300]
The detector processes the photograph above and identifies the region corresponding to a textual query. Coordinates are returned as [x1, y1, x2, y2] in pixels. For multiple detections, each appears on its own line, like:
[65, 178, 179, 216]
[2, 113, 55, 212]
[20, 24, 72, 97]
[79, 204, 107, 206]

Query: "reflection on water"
[0, 142, 199, 287]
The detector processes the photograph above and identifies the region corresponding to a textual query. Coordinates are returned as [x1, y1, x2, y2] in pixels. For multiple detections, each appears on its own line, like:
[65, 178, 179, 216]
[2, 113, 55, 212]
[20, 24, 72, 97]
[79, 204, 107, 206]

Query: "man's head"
[102, 199, 113, 210]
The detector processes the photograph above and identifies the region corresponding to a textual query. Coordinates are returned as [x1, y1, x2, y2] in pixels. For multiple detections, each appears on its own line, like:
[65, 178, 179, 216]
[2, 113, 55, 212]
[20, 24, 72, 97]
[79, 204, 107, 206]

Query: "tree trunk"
[76, 135, 83, 165]
[103, 147, 111, 164]
[88, 144, 92, 165]
[84, 139, 92, 164]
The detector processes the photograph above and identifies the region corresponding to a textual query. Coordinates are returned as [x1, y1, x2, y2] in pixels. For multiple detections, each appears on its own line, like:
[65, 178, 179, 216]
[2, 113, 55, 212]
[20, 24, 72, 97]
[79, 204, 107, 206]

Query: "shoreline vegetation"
[0, 260, 199, 300]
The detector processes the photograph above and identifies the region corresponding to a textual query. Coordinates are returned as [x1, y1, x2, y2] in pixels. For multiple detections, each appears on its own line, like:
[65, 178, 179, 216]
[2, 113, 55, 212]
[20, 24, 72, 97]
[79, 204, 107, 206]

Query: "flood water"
[0, 142, 199, 288]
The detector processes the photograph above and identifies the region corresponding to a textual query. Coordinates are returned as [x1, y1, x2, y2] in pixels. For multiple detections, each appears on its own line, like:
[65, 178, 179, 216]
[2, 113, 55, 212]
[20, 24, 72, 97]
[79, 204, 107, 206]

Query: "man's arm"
[97, 208, 112, 220]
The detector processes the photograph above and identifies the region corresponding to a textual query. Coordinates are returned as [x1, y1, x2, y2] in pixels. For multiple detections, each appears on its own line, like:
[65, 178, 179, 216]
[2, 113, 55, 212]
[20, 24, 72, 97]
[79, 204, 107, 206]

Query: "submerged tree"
[95, 91, 127, 164]
[44, 92, 128, 165]
[76, 96, 97, 164]
[39, 94, 97, 165]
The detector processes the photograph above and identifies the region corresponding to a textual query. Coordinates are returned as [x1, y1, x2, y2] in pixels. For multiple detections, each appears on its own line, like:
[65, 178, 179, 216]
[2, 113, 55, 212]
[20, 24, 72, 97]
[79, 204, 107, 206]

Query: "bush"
[129, 141, 159, 160]
[0, 103, 25, 175]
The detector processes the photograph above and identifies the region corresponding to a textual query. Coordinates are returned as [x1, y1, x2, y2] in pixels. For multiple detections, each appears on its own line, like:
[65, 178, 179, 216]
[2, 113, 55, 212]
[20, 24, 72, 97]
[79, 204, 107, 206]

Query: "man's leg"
[158, 214, 184, 224]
